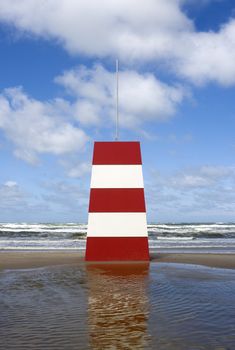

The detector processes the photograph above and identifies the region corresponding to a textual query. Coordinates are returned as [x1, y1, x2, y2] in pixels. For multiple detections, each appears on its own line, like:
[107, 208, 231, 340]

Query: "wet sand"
[151, 252, 235, 269]
[0, 251, 234, 270]
[1, 252, 235, 349]
[0, 251, 84, 270]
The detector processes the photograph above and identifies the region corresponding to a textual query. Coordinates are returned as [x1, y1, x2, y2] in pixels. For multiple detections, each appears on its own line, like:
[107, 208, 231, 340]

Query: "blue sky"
[0, 0, 235, 223]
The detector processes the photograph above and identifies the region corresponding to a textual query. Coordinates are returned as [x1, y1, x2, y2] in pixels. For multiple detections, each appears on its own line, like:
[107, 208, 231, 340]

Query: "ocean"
[1, 222, 235, 253]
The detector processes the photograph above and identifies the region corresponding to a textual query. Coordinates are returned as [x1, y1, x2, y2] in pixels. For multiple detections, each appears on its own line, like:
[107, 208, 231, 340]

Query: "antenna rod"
[115, 59, 119, 141]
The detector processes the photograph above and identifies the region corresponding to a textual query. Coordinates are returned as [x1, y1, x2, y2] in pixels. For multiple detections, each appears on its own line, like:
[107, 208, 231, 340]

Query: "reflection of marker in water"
[86, 263, 150, 348]
[85, 141, 149, 261]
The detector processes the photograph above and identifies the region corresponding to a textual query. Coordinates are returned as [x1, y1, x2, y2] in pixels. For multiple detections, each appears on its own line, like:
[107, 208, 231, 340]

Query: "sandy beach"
[0, 251, 235, 270]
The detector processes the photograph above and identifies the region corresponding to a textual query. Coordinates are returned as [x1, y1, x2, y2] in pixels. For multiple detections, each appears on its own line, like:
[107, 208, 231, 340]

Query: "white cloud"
[67, 162, 91, 178]
[0, 0, 235, 85]
[0, 64, 186, 165]
[160, 165, 234, 189]
[0, 179, 88, 221]
[0, 87, 89, 164]
[56, 64, 186, 128]
[0, 64, 186, 166]
[4, 180, 17, 187]
[42, 181, 88, 210]
[198, 165, 233, 179]
[147, 165, 235, 221]
[74, 101, 101, 126]
[0, 0, 192, 57]
[0, 181, 27, 209]
[174, 20, 235, 86]
[59, 158, 91, 178]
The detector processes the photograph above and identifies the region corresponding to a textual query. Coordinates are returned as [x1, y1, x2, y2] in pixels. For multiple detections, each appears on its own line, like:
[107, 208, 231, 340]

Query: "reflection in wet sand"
[1, 262, 235, 349]
[86, 263, 150, 350]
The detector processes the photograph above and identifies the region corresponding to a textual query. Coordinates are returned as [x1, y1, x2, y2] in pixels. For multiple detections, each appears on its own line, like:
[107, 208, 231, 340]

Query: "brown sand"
[0, 251, 234, 270]
[0, 251, 84, 270]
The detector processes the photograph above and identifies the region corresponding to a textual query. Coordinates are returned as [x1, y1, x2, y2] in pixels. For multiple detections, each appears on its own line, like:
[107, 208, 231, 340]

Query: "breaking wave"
[1, 222, 235, 252]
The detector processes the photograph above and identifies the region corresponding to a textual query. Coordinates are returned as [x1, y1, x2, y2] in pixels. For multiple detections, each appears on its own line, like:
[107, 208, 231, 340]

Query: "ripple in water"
[148, 264, 235, 349]
[0, 266, 89, 350]
[0, 262, 235, 349]
[86, 263, 150, 350]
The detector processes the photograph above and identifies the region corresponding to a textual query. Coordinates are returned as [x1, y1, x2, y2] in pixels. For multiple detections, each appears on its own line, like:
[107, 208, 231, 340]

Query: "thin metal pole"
[115, 59, 119, 141]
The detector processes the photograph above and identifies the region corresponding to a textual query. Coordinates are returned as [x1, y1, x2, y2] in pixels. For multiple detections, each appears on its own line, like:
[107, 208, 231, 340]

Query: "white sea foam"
[157, 237, 194, 240]
[0, 247, 84, 250]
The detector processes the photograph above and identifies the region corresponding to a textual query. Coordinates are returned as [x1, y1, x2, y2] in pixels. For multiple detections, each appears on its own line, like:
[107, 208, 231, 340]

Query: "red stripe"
[89, 188, 146, 212]
[85, 237, 149, 261]
[92, 141, 142, 165]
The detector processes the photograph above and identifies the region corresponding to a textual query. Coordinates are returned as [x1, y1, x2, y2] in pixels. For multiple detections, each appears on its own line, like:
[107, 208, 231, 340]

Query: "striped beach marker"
[85, 141, 149, 261]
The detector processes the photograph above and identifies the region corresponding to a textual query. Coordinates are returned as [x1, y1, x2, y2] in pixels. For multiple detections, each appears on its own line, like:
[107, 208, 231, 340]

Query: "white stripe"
[90, 165, 144, 188]
[87, 213, 148, 237]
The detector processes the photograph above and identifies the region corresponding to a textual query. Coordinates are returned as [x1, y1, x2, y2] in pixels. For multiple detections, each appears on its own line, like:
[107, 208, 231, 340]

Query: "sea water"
[1, 262, 235, 349]
[1, 222, 235, 253]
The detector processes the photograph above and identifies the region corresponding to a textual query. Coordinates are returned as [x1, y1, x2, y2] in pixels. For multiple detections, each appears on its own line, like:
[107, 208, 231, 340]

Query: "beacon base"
[85, 237, 149, 261]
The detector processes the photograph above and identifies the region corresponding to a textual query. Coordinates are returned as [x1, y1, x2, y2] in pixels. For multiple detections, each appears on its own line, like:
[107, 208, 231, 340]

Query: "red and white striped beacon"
[85, 60, 149, 261]
[85, 141, 149, 261]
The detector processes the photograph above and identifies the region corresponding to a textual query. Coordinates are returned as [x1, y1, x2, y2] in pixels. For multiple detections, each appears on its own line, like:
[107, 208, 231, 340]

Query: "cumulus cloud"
[56, 64, 186, 128]
[0, 87, 89, 164]
[0, 64, 186, 165]
[175, 20, 235, 86]
[0, 0, 235, 85]
[0, 0, 192, 57]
